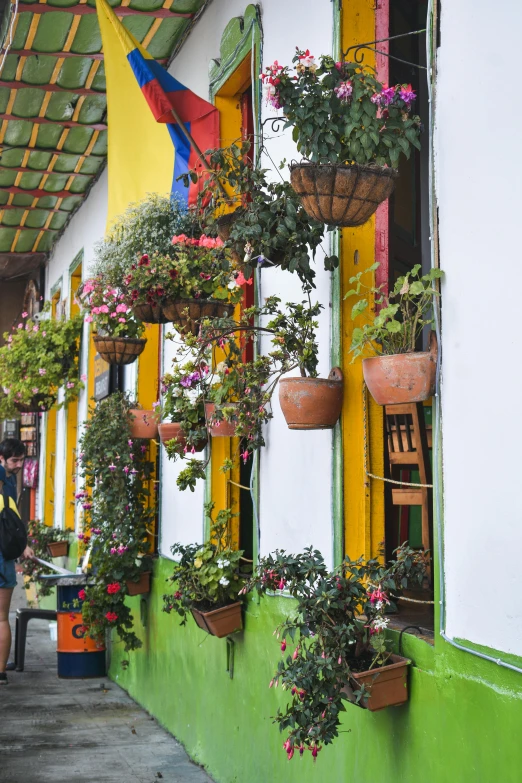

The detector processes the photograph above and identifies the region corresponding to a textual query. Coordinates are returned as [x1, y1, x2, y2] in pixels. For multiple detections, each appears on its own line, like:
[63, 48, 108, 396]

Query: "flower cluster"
[78, 276, 144, 339]
[260, 49, 422, 168]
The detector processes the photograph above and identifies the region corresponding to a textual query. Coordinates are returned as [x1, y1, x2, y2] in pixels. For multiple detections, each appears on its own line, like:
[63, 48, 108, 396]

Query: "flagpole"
[169, 107, 230, 201]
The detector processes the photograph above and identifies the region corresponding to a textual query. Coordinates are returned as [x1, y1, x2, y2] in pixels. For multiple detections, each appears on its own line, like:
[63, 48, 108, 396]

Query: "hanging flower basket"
[128, 409, 159, 439]
[191, 601, 243, 638]
[126, 571, 151, 597]
[161, 299, 232, 337]
[363, 332, 438, 406]
[278, 367, 343, 430]
[342, 654, 411, 711]
[204, 402, 238, 438]
[289, 162, 398, 228]
[15, 393, 56, 413]
[132, 302, 170, 325]
[93, 335, 147, 366]
[47, 541, 69, 558]
[158, 422, 207, 453]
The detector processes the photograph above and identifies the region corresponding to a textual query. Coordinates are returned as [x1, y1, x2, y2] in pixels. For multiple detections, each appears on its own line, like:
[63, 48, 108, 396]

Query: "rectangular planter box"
[47, 541, 69, 558]
[191, 601, 243, 638]
[126, 572, 151, 597]
[342, 654, 411, 711]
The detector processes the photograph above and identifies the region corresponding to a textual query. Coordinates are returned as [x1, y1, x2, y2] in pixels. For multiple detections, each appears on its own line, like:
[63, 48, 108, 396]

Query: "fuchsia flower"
[399, 83, 416, 105]
[334, 80, 353, 101]
[108, 463, 116, 471]
[281, 639, 286, 653]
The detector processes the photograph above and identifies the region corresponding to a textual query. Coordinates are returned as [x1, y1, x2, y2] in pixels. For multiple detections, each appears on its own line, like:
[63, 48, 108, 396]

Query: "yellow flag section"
[95, 0, 174, 223]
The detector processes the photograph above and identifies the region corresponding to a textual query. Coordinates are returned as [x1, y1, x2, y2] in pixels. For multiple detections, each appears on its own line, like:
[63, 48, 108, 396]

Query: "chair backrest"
[384, 403, 432, 487]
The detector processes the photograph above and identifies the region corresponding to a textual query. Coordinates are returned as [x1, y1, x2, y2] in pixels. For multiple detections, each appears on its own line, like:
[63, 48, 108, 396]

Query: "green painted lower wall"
[110, 557, 522, 783]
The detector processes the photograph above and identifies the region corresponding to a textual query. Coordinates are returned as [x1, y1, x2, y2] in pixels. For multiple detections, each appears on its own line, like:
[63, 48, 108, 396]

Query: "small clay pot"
[128, 409, 159, 439]
[278, 368, 343, 430]
[47, 541, 68, 558]
[158, 422, 207, 453]
[93, 335, 147, 366]
[290, 162, 398, 227]
[161, 299, 232, 337]
[191, 601, 243, 638]
[204, 402, 238, 437]
[363, 332, 438, 406]
[126, 572, 151, 597]
[132, 303, 169, 324]
[341, 654, 410, 711]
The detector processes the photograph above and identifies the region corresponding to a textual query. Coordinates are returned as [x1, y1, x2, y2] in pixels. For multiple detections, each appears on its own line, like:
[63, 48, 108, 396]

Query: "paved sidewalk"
[0, 583, 215, 783]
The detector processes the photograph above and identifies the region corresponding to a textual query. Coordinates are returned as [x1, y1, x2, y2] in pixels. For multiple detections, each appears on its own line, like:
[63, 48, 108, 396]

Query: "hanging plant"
[180, 142, 338, 284]
[158, 359, 208, 458]
[262, 51, 421, 227]
[346, 262, 443, 404]
[76, 392, 156, 654]
[22, 521, 72, 599]
[0, 303, 83, 417]
[243, 543, 428, 760]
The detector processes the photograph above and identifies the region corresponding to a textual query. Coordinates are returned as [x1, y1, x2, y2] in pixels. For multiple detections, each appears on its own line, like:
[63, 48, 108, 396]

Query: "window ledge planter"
[191, 601, 243, 638]
[128, 409, 159, 439]
[47, 541, 69, 558]
[363, 332, 437, 406]
[93, 335, 147, 366]
[126, 571, 151, 597]
[342, 654, 411, 711]
[158, 422, 207, 452]
[289, 161, 399, 228]
[278, 367, 343, 429]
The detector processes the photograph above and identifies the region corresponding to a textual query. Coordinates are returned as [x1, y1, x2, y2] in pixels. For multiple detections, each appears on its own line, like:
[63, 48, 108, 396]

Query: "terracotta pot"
[289, 162, 399, 227]
[161, 298, 232, 337]
[397, 587, 434, 614]
[342, 654, 410, 711]
[128, 409, 159, 439]
[205, 402, 238, 437]
[363, 332, 438, 406]
[158, 422, 207, 453]
[278, 368, 343, 430]
[93, 335, 147, 366]
[132, 302, 169, 324]
[126, 571, 151, 597]
[47, 541, 68, 558]
[15, 393, 56, 413]
[191, 602, 243, 638]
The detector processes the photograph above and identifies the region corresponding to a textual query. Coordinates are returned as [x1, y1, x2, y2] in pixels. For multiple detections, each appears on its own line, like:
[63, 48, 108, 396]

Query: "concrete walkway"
[0, 583, 215, 783]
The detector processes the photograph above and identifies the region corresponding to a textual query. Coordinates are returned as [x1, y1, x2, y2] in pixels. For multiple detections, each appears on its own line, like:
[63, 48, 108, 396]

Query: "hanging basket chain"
[362, 383, 433, 489]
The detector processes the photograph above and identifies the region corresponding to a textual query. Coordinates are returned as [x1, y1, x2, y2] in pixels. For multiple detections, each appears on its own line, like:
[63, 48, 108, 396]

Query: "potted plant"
[163, 503, 245, 638]
[244, 543, 423, 760]
[22, 521, 68, 599]
[388, 543, 432, 612]
[346, 262, 443, 404]
[76, 392, 156, 653]
[79, 275, 147, 365]
[0, 303, 83, 416]
[128, 403, 159, 440]
[123, 235, 242, 332]
[158, 359, 208, 456]
[262, 51, 421, 227]
[181, 142, 338, 284]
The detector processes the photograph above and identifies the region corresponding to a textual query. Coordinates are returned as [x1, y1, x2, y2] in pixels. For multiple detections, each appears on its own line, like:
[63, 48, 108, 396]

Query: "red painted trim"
[0, 185, 85, 198]
[374, 0, 390, 295]
[0, 80, 103, 96]
[0, 114, 107, 130]
[17, 3, 192, 17]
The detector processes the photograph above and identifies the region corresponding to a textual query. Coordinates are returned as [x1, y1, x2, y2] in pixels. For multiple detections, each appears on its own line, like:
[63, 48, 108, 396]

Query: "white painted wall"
[437, 1, 522, 655]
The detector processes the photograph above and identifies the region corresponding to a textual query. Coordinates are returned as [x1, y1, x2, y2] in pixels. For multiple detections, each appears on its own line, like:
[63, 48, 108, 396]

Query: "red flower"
[107, 582, 121, 595]
[78, 589, 86, 601]
[156, 287, 165, 297]
[131, 290, 139, 301]
[138, 254, 150, 266]
[105, 611, 118, 622]
[174, 590, 182, 599]
[169, 269, 178, 279]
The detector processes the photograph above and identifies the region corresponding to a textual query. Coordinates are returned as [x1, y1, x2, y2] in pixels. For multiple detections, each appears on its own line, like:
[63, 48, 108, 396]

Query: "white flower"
[219, 577, 230, 587]
[375, 600, 383, 611]
[372, 617, 389, 632]
[222, 559, 230, 567]
[228, 280, 239, 290]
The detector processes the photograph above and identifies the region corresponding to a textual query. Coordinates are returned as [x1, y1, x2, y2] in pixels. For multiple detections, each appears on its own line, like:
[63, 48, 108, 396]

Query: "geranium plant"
[79, 275, 144, 338]
[162, 503, 245, 623]
[263, 50, 421, 167]
[345, 262, 443, 358]
[181, 142, 337, 283]
[244, 543, 428, 760]
[76, 392, 156, 653]
[0, 303, 83, 416]
[123, 235, 243, 314]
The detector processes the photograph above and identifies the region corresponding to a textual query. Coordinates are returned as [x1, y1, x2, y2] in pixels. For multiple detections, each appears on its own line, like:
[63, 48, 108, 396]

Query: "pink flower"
[78, 589, 86, 601]
[292, 646, 299, 660]
[21, 311, 28, 318]
[110, 547, 117, 554]
[33, 325, 39, 332]
[278, 578, 285, 591]
[171, 234, 188, 245]
[84, 315, 93, 323]
[66, 382, 75, 389]
[38, 368, 46, 376]
[18, 323, 23, 329]
[100, 305, 109, 314]
[281, 639, 286, 653]
[297, 49, 315, 68]
[81, 374, 87, 382]
[116, 303, 127, 313]
[108, 463, 116, 471]
[399, 83, 416, 105]
[32, 387, 39, 394]
[334, 80, 353, 102]
[235, 271, 253, 287]
[118, 318, 126, 323]
[92, 307, 100, 315]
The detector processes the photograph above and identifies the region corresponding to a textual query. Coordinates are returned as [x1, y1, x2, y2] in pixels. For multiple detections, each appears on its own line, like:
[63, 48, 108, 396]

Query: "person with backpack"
[0, 438, 34, 684]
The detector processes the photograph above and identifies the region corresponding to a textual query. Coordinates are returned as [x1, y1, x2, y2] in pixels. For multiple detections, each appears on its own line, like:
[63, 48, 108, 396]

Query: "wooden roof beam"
[8, 50, 168, 63]
[0, 80, 104, 96]
[0, 143, 106, 157]
[18, 4, 193, 17]
[0, 165, 94, 176]
[0, 115, 107, 130]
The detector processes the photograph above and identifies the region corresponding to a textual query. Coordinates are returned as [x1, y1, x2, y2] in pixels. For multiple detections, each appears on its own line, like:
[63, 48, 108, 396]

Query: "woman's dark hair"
[0, 439, 26, 460]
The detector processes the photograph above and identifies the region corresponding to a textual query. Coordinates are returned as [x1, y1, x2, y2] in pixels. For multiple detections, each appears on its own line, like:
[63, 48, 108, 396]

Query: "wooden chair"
[384, 403, 433, 573]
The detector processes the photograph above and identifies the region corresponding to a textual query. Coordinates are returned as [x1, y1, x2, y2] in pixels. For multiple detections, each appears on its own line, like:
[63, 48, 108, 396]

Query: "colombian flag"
[96, 0, 218, 219]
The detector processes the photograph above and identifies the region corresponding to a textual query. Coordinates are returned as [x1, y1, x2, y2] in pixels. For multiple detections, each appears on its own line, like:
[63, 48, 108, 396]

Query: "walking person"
[0, 438, 34, 684]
